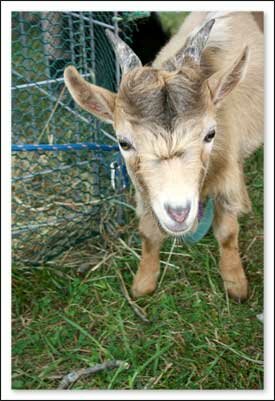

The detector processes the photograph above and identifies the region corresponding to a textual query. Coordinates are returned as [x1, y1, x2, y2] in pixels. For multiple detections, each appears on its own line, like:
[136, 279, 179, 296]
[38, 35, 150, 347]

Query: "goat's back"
[154, 12, 264, 159]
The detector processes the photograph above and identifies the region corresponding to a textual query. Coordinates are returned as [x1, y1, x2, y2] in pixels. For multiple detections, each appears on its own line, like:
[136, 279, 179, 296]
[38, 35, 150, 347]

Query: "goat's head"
[64, 19, 249, 236]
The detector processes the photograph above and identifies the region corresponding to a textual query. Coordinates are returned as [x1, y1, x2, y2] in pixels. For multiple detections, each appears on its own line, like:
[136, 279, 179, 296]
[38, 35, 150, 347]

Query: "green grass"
[159, 12, 189, 35]
[12, 147, 263, 390]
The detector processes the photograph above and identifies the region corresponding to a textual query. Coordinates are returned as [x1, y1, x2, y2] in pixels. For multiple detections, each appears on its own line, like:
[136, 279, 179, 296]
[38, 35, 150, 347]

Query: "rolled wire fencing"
[12, 12, 146, 265]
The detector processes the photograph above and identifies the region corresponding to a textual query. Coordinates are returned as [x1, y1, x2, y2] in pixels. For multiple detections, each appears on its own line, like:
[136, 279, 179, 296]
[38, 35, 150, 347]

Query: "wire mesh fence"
[12, 12, 145, 265]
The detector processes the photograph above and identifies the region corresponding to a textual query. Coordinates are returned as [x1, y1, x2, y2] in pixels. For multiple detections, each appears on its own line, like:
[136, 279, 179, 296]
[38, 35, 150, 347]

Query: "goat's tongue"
[198, 201, 203, 221]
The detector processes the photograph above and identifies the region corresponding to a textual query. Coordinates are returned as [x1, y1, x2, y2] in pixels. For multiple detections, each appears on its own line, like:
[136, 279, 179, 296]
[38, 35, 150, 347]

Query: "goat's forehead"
[116, 115, 212, 150]
[117, 67, 208, 130]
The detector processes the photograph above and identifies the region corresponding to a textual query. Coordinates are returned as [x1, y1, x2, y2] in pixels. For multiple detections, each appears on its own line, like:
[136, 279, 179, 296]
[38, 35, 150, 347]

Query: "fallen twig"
[118, 238, 140, 260]
[158, 238, 177, 287]
[77, 252, 116, 276]
[57, 360, 129, 389]
[116, 269, 150, 324]
[213, 339, 264, 365]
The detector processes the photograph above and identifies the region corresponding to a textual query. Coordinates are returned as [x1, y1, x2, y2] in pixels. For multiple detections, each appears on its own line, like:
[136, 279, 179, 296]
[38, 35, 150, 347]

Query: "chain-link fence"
[12, 12, 148, 265]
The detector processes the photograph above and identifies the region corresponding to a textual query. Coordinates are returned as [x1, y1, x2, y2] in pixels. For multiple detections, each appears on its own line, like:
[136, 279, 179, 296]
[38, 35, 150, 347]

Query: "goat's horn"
[163, 19, 215, 71]
[105, 29, 142, 75]
[185, 18, 215, 62]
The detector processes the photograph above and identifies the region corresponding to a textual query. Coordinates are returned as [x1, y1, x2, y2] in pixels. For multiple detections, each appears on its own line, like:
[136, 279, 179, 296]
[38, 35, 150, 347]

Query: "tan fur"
[64, 12, 263, 301]
[132, 212, 165, 298]
[213, 202, 248, 301]
[251, 12, 264, 32]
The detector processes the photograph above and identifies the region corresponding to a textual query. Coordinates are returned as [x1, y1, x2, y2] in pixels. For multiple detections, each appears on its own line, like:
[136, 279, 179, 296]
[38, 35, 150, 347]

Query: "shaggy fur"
[118, 66, 207, 130]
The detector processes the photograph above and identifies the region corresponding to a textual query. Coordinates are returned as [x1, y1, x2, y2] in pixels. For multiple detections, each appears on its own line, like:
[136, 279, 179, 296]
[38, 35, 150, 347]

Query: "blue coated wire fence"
[11, 12, 145, 264]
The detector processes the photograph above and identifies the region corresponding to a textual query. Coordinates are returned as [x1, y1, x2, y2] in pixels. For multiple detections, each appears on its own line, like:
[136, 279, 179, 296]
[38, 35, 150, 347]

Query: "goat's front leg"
[131, 213, 165, 298]
[213, 203, 248, 301]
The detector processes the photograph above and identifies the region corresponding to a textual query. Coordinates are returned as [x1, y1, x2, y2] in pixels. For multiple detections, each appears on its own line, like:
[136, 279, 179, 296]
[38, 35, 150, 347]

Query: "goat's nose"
[165, 203, 191, 223]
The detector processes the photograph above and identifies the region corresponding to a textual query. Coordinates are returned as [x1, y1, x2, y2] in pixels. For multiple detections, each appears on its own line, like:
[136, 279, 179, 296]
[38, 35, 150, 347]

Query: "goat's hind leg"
[213, 203, 248, 302]
[131, 213, 165, 298]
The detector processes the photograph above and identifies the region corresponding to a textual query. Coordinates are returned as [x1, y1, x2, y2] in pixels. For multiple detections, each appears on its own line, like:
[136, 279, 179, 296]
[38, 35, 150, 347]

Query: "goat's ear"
[207, 46, 249, 106]
[64, 66, 116, 123]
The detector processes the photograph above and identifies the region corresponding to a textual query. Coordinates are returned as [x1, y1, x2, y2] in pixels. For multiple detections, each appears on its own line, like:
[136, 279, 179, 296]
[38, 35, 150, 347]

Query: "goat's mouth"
[151, 198, 200, 237]
[159, 219, 198, 237]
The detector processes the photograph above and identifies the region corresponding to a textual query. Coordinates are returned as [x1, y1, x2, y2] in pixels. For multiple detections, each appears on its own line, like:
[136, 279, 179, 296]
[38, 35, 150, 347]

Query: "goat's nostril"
[165, 203, 191, 223]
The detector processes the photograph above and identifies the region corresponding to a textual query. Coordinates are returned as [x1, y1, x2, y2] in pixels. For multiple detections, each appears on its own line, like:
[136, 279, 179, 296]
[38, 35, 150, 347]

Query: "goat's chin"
[159, 219, 197, 237]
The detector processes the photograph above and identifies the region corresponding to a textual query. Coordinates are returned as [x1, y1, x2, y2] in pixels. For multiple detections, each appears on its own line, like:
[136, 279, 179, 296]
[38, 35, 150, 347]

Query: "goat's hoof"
[224, 278, 249, 302]
[131, 279, 157, 299]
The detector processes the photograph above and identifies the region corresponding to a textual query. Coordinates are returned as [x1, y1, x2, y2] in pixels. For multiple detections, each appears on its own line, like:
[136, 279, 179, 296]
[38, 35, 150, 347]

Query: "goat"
[64, 12, 263, 302]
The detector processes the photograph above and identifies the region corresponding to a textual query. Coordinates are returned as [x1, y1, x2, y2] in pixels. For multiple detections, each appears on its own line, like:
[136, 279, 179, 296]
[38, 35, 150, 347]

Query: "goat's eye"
[204, 129, 216, 143]
[119, 140, 132, 151]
